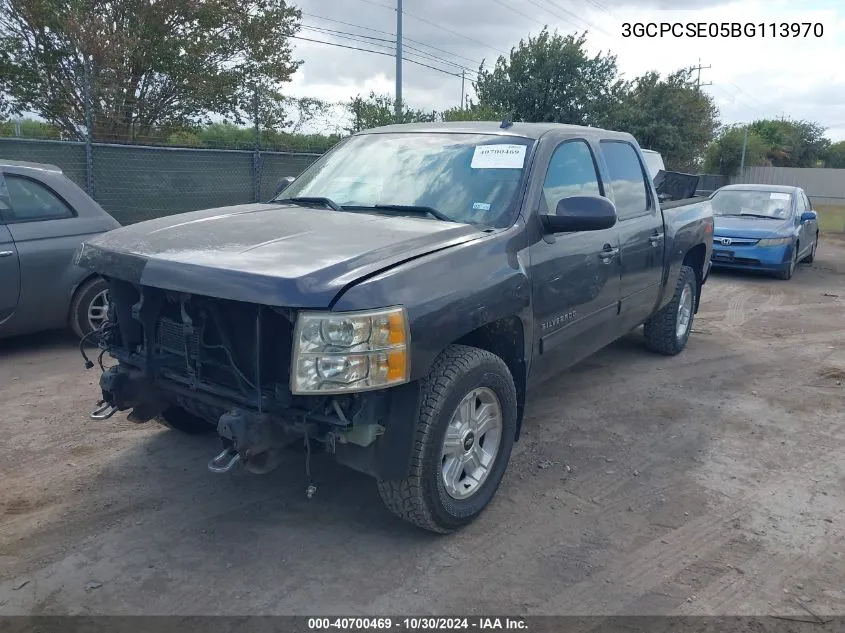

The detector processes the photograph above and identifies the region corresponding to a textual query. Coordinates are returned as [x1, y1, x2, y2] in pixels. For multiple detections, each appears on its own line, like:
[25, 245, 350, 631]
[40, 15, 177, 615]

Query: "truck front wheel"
[377, 345, 517, 533]
[643, 264, 698, 356]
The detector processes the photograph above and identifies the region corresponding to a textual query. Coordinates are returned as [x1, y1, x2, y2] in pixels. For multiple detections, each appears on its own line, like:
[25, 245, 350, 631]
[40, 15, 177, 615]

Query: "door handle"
[649, 233, 664, 246]
[0, 250, 14, 258]
[598, 246, 619, 263]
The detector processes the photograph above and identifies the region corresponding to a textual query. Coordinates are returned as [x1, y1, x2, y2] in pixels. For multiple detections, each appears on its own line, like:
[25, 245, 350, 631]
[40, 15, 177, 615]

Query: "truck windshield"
[711, 189, 793, 220]
[275, 132, 534, 227]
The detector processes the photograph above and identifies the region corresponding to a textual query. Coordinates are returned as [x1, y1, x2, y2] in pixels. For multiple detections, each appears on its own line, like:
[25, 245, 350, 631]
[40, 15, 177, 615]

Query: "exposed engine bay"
[85, 279, 406, 487]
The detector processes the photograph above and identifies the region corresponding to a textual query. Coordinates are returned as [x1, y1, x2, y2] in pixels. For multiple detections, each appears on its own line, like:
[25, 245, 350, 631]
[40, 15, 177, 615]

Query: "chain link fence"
[0, 137, 322, 225]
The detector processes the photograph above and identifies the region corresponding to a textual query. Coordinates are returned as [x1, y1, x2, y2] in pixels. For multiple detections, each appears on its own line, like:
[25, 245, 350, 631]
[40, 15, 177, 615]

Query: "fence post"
[252, 88, 261, 202]
[83, 57, 94, 199]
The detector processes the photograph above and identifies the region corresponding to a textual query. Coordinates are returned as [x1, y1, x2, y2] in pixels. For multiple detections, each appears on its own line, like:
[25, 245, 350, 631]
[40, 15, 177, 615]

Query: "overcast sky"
[287, 0, 845, 141]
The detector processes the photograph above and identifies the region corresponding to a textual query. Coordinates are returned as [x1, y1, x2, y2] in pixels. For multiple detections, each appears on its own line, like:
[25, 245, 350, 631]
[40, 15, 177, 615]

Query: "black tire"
[69, 277, 110, 340]
[157, 406, 214, 435]
[377, 345, 518, 533]
[802, 234, 818, 263]
[644, 264, 697, 356]
[776, 243, 798, 280]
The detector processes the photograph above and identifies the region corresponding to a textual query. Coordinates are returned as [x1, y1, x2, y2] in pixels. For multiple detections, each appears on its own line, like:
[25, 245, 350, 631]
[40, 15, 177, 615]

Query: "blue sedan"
[709, 184, 819, 280]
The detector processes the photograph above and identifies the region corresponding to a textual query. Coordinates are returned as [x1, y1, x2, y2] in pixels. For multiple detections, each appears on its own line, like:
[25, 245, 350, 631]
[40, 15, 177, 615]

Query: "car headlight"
[757, 237, 792, 247]
[291, 306, 410, 394]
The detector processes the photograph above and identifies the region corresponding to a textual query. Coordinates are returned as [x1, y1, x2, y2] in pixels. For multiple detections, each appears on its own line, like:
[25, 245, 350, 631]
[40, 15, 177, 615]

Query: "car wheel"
[157, 406, 214, 435]
[377, 344, 517, 533]
[777, 243, 799, 280]
[803, 234, 818, 264]
[643, 264, 697, 356]
[70, 277, 110, 340]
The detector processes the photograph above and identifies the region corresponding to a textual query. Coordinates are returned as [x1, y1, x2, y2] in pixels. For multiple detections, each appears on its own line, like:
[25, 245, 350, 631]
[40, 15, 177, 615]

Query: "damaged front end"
[86, 279, 419, 486]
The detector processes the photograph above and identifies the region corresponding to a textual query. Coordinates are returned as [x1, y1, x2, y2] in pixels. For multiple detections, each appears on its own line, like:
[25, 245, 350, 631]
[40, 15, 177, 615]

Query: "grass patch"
[815, 204, 845, 233]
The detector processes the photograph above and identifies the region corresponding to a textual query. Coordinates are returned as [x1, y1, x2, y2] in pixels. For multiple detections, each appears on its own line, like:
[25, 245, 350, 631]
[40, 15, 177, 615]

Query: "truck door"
[599, 141, 663, 330]
[530, 138, 621, 380]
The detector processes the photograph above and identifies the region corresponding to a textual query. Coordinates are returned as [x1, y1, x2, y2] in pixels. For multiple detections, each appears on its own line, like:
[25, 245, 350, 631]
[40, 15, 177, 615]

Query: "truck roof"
[359, 121, 636, 143]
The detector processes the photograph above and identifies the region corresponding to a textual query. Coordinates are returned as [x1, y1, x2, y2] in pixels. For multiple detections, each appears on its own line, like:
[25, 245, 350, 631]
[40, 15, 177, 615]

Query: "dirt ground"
[1, 238, 844, 618]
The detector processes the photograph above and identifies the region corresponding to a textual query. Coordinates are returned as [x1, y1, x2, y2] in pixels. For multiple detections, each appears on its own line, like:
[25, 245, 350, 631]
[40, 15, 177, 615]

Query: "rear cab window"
[599, 141, 651, 220]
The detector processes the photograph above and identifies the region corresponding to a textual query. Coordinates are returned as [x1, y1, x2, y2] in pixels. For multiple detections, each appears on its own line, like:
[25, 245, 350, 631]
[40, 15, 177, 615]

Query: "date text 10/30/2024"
[308, 617, 528, 630]
[622, 22, 823, 38]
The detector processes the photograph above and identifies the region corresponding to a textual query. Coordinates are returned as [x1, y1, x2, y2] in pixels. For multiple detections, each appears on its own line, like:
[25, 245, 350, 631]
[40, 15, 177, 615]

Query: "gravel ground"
[1, 236, 844, 618]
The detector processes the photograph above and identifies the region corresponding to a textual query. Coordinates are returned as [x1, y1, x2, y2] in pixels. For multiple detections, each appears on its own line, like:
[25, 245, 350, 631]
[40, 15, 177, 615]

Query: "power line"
[580, 0, 615, 17]
[349, 0, 509, 56]
[727, 81, 766, 109]
[302, 11, 485, 66]
[526, 0, 612, 37]
[289, 35, 463, 78]
[490, 0, 547, 29]
[709, 84, 761, 118]
[300, 23, 478, 74]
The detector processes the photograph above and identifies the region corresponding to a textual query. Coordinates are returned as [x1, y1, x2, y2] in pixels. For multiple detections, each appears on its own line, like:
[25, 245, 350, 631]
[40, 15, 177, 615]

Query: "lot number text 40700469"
[308, 617, 528, 630]
[622, 22, 823, 38]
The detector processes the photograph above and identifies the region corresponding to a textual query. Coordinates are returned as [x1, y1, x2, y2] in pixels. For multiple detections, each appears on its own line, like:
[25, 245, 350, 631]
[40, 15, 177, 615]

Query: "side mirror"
[541, 195, 617, 234]
[275, 176, 295, 195]
[800, 210, 817, 223]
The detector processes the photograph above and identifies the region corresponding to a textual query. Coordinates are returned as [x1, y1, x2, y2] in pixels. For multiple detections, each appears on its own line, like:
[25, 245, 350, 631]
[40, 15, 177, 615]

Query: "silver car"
[0, 160, 121, 339]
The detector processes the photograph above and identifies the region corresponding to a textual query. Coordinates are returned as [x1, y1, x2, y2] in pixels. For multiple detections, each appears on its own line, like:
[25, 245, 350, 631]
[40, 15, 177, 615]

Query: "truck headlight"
[291, 306, 410, 394]
[757, 237, 792, 247]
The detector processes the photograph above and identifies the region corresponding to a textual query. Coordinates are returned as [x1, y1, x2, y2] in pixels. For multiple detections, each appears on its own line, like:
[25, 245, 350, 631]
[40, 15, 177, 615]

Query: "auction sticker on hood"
[471, 144, 527, 169]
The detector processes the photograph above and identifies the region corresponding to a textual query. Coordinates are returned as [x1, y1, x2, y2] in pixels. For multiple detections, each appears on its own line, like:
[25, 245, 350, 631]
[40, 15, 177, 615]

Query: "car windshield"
[274, 132, 534, 227]
[711, 189, 793, 219]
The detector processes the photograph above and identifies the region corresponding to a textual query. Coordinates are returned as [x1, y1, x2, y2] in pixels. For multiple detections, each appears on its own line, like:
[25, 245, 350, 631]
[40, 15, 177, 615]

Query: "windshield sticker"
[471, 144, 526, 169]
[770, 192, 791, 200]
[472, 202, 492, 211]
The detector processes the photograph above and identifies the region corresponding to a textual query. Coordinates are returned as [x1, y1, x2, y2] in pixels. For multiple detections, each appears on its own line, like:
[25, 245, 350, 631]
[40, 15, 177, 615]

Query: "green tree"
[0, 0, 301, 142]
[748, 119, 829, 167]
[474, 28, 623, 127]
[614, 68, 719, 172]
[0, 117, 63, 139]
[703, 125, 769, 176]
[345, 92, 436, 133]
[440, 101, 502, 122]
[825, 140, 845, 168]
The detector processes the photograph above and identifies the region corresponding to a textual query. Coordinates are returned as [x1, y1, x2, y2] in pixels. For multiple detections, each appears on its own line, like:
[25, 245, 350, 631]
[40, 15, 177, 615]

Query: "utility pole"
[461, 70, 466, 110]
[395, 0, 403, 120]
[740, 125, 748, 175]
[693, 58, 711, 91]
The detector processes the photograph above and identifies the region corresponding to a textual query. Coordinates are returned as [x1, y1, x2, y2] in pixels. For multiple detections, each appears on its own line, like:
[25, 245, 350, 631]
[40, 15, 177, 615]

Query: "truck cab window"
[540, 140, 601, 214]
[599, 141, 650, 220]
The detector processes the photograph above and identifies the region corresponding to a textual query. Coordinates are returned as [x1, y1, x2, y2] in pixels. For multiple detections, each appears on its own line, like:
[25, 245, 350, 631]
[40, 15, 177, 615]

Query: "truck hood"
[713, 216, 793, 239]
[76, 202, 485, 307]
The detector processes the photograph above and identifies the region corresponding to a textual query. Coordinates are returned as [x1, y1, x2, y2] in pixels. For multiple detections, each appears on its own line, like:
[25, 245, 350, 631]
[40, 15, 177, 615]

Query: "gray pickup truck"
[77, 121, 713, 532]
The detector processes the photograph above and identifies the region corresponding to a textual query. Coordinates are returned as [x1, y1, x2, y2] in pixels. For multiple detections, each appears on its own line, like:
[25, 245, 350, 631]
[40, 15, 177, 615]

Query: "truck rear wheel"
[377, 345, 517, 533]
[644, 264, 697, 356]
[157, 406, 214, 435]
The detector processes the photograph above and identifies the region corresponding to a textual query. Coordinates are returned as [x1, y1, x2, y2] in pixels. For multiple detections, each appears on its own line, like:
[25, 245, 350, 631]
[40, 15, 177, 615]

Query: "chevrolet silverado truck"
[76, 121, 713, 533]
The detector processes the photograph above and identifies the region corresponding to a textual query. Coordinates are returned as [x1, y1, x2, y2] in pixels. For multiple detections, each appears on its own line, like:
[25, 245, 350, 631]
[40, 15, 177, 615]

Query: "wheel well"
[683, 244, 706, 312]
[454, 316, 527, 440]
[67, 274, 103, 322]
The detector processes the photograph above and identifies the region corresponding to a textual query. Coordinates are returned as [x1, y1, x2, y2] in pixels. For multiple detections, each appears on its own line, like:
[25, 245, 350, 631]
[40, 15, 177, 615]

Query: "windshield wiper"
[738, 213, 781, 219]
[348, 204, 454, 223]
[275, 196, 343, 211]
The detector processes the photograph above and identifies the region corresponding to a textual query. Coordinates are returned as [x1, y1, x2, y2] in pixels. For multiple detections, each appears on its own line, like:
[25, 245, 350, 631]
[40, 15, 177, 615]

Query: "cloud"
[288, 0, 845, 141]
